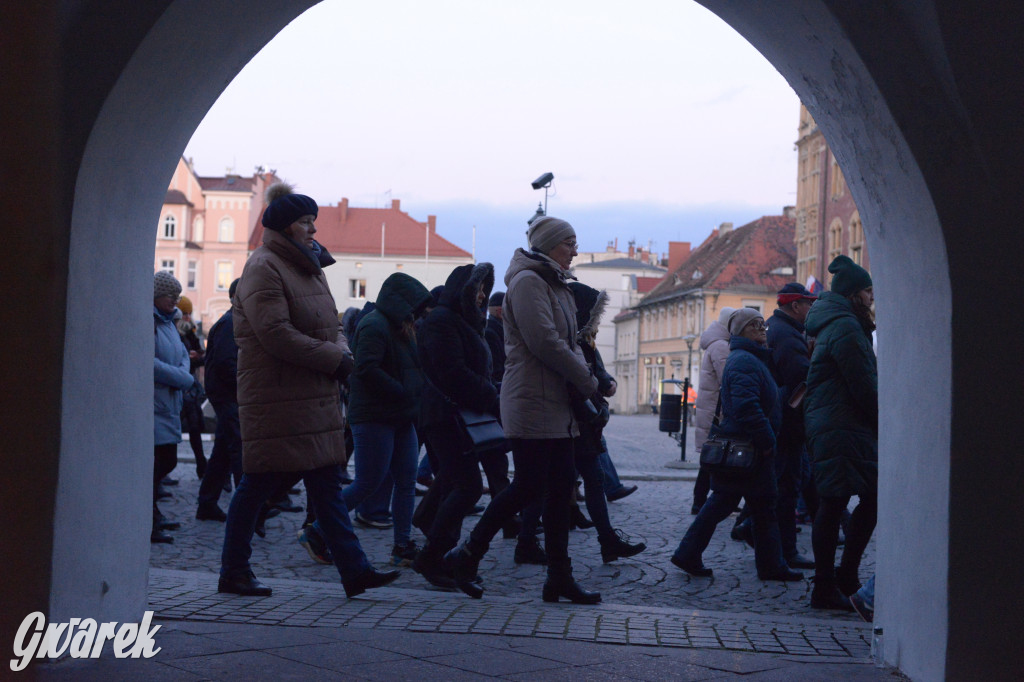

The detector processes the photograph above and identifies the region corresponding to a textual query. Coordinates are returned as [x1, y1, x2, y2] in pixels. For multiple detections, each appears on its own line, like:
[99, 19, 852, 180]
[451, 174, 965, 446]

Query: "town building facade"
[617, 215, 796, 413]
[154, 158, 272, 331]
[794, 104, 869, 290]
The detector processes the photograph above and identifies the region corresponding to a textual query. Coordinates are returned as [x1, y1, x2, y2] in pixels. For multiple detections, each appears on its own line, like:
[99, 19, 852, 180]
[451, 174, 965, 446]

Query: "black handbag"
[455, 407, 507, 454]
[698, 394, 760, 476]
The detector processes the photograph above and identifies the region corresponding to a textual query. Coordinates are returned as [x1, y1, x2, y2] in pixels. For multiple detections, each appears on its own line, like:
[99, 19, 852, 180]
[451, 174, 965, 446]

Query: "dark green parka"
[803, 291, 878, 498]
[347, 272, 432, 426]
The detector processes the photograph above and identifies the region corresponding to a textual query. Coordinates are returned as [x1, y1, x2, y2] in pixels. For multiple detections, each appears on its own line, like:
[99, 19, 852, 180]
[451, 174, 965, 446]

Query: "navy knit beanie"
[828, 255, 872, 297]
[262, 183, 318, 231]
[487, 291, 505, 307]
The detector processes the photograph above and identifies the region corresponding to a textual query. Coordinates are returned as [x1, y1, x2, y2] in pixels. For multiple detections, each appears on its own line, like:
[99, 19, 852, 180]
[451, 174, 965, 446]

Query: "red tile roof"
[248, 199, 471, 259]
[199, 176, 254, 192]
[640, 215, 796, 306]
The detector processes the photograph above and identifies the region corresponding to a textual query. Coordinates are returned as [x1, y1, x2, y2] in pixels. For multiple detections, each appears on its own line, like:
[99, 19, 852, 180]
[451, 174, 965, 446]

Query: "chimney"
[628, 244, 635, 259]
[668, 241, 691, 272]
[391, 199, 401, 211]
[718, 221, 733, 236]
[783, 205, 796, 219]
[427, 215, 436, 233]
[340, 198, 349, 221]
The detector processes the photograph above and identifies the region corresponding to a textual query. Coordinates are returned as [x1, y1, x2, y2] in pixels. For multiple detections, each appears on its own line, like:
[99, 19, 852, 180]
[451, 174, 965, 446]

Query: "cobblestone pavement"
[156, 415, 873, 623]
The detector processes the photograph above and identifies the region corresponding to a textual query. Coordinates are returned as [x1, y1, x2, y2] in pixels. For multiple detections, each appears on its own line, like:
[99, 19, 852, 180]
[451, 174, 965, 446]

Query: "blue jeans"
[221, 465, 370, 582]
[356, 472, 393, 523]
[673, 490, 786, 575]
[597, 439, 625, 496]
[198, 399, 241, 506]
[344, 421, 418, 546]
[857, 574, 876, 609]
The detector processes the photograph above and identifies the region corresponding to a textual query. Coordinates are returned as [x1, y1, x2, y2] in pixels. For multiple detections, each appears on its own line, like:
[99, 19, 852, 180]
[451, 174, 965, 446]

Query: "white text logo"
[11, 611, 161, 671]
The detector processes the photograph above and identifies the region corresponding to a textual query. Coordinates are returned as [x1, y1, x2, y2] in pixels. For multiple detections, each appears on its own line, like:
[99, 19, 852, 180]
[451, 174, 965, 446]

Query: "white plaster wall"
[55, 0, 319, 624]
[323, 256, 474, 314]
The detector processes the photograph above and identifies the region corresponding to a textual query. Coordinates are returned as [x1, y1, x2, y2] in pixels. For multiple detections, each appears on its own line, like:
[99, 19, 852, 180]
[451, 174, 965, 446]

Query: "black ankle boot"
[836, 565, 862, 596]
[413, 542, 456, 590]
[811, 580, 855, 611]
[570, 504, 594, 530]
[514, 536, 548, 565]
[542, 559, 601, 604]
[443, 543, 484, 599]
[600, 529, 647, 564]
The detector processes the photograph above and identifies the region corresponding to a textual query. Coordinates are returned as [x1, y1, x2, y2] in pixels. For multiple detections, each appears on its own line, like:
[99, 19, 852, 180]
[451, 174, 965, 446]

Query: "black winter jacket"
[347, 273, 432, 425]
[419, 263, 497, 433]
[766, 308, 811, 447]
[484, 316, 505, 384]
[203, 309, 237, 404]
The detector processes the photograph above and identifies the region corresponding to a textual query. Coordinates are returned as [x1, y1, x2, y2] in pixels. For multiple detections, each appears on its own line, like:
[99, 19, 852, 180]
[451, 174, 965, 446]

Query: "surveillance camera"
[531, 172, 554, 190]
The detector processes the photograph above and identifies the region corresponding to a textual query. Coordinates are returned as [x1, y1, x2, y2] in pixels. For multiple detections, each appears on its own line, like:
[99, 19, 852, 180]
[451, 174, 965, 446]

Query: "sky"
[184, 0, 800, 270]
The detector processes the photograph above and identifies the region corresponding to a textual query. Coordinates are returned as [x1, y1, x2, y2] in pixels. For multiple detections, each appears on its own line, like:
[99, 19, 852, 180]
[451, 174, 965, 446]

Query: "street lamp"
[679, 334, 698, 461]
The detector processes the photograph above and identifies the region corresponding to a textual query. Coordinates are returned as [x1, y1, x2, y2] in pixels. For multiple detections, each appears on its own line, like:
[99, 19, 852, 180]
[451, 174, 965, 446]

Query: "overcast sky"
[185, 0, 800, 269]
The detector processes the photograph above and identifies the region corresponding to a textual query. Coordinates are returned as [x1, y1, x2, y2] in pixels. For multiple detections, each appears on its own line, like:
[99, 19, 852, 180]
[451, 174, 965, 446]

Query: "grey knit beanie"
[727, 308, 764, 336]
[526, 216, 575, 255]
[154, 270, 182, 300]
[717, 306, 736, 325]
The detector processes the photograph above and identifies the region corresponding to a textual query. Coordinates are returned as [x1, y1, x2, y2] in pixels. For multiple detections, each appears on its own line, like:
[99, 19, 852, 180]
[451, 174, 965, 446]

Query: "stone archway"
[6, 2, 1023, 680]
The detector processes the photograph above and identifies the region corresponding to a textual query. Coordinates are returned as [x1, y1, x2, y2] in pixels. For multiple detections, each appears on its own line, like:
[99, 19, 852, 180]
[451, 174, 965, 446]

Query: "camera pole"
[680, 375, 690, 461]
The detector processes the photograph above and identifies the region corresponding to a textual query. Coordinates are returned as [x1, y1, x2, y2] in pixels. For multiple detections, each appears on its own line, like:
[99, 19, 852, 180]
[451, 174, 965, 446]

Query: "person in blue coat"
[671, 308, 803, 582]
[152, 271, 195, 543]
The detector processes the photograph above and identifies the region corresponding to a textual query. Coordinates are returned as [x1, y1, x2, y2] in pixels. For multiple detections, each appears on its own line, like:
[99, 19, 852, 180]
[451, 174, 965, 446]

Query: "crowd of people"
[673, 255, 878, 619]
[151, 181, 876, 617]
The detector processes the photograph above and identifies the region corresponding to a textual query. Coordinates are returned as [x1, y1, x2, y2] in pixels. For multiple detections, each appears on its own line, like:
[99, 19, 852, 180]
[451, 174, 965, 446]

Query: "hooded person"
[152, 271, 194, 544]
[484, 291, 506, 383]
[343, 271, 433, 568]
[411, 263, 501, 588]
[445, 215, 602, 605]
[220, 182, 398, 599]
[803, 255, 878, 611]
[689, 306, 736, 514]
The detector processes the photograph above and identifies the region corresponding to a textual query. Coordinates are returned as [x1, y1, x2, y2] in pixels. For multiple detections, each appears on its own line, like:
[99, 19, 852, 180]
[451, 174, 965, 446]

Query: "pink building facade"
[153, 158, 272, 331]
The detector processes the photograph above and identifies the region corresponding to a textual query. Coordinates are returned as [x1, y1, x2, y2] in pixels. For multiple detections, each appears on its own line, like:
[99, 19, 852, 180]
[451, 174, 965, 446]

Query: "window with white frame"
[740, 300, 763, 314]
[218, 216, 234, 242]
[350, 279, 367, 299]
[161, 214, 177, 239]
[160, 259, 175, 273]
[187, 260, 197, 289]
[215, 261, 233, 291]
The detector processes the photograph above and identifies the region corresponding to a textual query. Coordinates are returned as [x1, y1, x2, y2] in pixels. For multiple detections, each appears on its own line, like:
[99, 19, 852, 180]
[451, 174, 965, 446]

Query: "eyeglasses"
[747, 322, 766, 331]
[560, 240, 578, 250]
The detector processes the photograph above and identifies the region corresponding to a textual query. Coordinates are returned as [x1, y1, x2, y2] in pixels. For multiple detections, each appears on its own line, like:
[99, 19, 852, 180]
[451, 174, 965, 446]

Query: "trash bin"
[658, 393, 682, 433]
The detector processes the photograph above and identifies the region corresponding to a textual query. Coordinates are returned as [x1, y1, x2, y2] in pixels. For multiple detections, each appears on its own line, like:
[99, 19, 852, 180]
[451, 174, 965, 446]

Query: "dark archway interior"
[2, 2, 1022, 679]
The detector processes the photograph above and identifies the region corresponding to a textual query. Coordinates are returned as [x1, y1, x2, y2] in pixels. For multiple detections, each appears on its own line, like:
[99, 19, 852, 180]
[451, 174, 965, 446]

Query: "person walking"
[445, 215, 601, 604]
[766, 283, 818, 570]
[671, 308, 803, 582]
[152, 271, 195, 544]
[176, 295, 208, 478]
[343, 271, 433, 567]
[804, 255, 878, 611]
[219, 182, 398, 598]
[196, 278, 242, 522]
[691, 306, 735, 514]
[412, 262, 499, 588]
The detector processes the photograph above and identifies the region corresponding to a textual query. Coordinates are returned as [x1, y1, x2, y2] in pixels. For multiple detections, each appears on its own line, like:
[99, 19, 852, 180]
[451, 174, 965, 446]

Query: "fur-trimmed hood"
[568, 281, 608, 348]
[437, 262, 495, 334]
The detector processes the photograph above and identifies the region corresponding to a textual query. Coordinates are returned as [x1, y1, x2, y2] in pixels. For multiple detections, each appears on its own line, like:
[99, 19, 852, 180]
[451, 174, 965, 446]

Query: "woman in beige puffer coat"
[446, 216, 602, 605]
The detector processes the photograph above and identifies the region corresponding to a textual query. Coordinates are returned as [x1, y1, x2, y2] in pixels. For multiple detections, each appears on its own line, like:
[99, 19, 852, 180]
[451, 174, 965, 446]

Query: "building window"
[187, 260, 197, 289]
[161, 214, 177, 239]
[160, 259, 175, 273]
[350, 279, 367, 299]
[215, 261, 233, 291]
[741, 300, 763, 314]
[828, 218, 843, 261]
[849, 211, 865, 266]
[193, 216, 204, 241]
[218, 216, 234, 243]
[830, 154, 846, 199]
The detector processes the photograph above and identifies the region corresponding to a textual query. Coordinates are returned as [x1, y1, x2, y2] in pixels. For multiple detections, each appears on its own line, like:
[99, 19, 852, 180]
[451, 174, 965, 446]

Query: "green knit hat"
[828, 255, 872, 297]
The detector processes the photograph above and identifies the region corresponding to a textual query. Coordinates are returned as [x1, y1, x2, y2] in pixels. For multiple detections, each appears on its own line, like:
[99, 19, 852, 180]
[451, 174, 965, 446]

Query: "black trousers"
[420, 426, 484, 554]
[812, 493, 877, 583]
[153, 443, 178, 525]
[468, 438, 575, 565]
